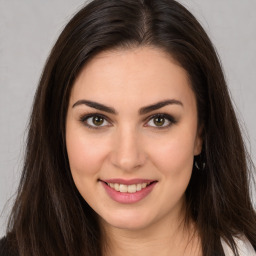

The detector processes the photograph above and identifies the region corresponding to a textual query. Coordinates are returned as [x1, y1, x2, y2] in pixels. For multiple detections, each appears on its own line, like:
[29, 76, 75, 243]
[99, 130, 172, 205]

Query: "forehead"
[69, 47, 195, 108]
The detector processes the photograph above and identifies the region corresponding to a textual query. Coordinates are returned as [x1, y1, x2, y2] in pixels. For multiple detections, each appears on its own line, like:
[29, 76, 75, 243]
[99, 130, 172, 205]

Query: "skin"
[66, 47, 203, 255]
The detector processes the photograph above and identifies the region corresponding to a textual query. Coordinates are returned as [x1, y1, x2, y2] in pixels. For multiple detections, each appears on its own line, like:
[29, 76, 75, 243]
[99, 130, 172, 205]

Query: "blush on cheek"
[153, 140, 194, 176]
[67, 138, 108, 175]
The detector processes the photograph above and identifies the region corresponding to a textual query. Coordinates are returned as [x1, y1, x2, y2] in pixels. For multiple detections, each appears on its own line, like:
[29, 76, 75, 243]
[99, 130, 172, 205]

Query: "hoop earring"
[195, 161, 206, 170]
[194, 156, 206, 170]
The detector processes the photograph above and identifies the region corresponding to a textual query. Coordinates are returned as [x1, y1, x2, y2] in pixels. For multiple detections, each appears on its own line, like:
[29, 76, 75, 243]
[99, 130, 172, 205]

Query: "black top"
[0, 237, 18, 256]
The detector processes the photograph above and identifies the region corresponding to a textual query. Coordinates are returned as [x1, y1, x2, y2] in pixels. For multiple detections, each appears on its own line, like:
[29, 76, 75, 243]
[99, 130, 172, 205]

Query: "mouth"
[103, 181, 157, 193]
[99, 178, 158, 203]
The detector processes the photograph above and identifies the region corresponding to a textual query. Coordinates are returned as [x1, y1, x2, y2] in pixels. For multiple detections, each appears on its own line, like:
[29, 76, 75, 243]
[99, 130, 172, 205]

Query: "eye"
[80, 114, 110, 129]
[146, 114, 176, 128]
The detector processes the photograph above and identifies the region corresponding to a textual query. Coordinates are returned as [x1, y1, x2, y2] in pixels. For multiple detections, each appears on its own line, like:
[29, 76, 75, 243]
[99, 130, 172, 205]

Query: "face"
[66, 47, 202, 231]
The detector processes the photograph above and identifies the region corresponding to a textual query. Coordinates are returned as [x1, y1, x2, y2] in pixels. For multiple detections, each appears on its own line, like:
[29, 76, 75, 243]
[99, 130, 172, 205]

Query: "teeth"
[142, 183, 147, 188]
[107, 182, 151, 193]
[114, 183, 120, 191]
[128, 184, 136, 193]
[119, 184, 128, 192]
[136, 183, 142, 191]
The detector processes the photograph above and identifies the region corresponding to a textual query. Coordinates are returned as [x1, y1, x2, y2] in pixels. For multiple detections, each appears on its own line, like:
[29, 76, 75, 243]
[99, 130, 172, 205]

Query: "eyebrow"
[73, 100, 116, 114]
[139, 99, 183, 115]
[72, 99, 183, 115]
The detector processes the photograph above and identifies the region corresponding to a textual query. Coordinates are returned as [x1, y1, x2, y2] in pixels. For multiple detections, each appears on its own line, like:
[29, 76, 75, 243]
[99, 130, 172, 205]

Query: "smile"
[100, 179, 157, 204]
[106, 182, 151, 193]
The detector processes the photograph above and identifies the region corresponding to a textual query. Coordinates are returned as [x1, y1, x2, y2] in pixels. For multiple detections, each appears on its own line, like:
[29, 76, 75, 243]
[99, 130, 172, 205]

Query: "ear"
[194, 125, 204, 156]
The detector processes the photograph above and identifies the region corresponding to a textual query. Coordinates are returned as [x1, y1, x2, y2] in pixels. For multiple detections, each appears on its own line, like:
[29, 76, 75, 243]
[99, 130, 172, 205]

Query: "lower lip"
[101, 182, 157, 204]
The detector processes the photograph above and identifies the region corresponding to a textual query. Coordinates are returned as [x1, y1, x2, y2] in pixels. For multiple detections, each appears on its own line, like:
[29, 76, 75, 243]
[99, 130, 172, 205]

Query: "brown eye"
[146, 114, 175, 128]
[92, 116, 104, 126]
[153, 116, 165, 126]
[82, 114, 110, 129]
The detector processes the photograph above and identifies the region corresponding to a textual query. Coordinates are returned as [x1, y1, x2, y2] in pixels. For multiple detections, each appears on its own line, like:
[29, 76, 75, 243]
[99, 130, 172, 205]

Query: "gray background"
[0, 0, 255, 236]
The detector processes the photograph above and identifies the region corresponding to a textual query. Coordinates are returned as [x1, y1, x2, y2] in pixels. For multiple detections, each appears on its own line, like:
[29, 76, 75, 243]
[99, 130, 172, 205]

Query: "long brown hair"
[6, 0, 256, 255]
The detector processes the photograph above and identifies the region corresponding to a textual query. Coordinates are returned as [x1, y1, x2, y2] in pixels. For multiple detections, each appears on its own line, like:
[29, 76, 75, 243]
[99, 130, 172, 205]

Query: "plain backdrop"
[0, 0, 255, 236]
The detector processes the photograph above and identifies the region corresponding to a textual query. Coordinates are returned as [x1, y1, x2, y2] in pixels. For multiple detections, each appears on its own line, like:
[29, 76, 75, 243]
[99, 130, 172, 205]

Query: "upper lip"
[100, 178, 157, 185]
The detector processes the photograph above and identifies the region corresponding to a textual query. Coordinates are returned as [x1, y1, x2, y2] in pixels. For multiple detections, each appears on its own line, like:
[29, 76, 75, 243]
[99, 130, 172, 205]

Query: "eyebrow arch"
[72, 99, 183, 115]
[139, 99, 183, 115]
[72, 100, 117, 114]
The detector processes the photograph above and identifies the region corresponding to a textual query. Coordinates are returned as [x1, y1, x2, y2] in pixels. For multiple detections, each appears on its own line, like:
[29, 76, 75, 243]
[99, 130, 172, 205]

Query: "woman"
[0, 0, 255, 255]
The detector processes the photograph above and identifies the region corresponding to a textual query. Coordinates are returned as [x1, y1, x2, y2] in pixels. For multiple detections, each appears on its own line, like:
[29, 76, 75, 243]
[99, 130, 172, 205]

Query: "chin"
[100, 209, 156, 231]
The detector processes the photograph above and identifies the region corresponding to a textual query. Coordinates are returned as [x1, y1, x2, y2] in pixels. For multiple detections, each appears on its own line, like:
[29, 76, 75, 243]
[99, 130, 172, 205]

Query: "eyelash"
[144, 113, 177, 129]
[79, 114, 110, 130]
[79, 113, 177, 130]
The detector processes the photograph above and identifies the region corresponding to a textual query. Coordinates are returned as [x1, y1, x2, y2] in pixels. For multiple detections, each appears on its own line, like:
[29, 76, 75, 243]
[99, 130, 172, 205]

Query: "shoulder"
[221, 235, 256, 256]
[0, 237, 19, 256]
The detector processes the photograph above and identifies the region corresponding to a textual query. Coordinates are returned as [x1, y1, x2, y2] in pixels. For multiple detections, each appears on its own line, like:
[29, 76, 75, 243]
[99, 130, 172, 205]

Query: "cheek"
[148, 132, 195, 176]
[148, 134, 195, 207]
[66, 129, 109, 176]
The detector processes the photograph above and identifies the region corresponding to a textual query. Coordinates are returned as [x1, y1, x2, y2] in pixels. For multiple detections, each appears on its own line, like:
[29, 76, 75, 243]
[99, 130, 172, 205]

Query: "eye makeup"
[144, 113, 177, 129]
[78, 112, 178, 130]
[79, 113, 111, 129]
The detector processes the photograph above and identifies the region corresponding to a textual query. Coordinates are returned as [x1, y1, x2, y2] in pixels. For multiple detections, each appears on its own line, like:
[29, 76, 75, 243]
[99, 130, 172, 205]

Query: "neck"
[100, 210, 201, 256]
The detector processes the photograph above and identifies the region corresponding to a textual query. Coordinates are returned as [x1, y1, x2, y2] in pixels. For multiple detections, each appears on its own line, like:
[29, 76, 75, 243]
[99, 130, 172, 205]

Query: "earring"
[195, 161, 205, 170]
[194, 155, 206, 170]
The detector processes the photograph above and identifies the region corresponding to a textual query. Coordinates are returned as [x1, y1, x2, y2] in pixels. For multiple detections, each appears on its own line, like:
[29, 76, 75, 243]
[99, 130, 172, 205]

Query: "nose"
[110, 127, 146, 172]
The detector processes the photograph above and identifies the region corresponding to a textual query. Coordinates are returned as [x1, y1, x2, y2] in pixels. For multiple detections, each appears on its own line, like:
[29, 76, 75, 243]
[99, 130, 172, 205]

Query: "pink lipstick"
[100, 179, 157, 204]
